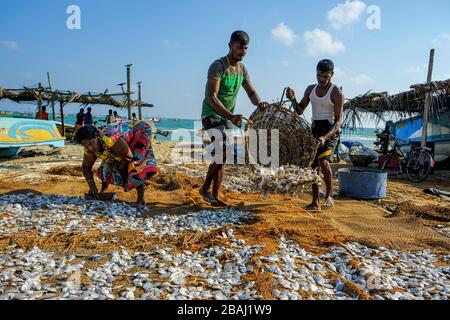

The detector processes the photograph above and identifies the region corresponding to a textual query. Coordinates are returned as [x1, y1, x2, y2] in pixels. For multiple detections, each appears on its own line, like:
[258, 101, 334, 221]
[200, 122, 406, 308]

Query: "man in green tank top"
[200, 30, 268, 207]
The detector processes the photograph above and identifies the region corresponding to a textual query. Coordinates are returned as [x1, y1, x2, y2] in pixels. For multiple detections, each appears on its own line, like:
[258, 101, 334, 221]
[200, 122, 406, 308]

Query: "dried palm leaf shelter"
[343, 78, 450, 129]
[249, 103, 317, 168]
[0, 67, 154, 136]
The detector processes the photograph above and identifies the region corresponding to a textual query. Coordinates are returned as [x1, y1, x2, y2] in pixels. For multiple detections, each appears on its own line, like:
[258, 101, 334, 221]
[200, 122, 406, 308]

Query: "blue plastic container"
[338, 168, 387, 200]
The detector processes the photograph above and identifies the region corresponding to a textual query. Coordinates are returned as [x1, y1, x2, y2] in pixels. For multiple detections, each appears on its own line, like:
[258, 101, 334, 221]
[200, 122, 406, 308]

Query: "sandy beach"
[0, 141, 449, 300]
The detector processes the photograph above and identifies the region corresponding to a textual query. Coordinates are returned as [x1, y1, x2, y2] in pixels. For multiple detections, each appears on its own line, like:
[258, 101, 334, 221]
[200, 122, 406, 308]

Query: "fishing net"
[247, 102, 317, 168]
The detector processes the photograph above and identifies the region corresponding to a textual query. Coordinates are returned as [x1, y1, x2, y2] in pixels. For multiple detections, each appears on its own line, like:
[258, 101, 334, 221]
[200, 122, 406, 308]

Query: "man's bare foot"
[136, 199, 146, 209]
[101, 183, 109, 193]
[304, 203, 321, 211]
[324, 196, 334, 208]
[211, 198, 231, 207]
[200, 187, 216, 204]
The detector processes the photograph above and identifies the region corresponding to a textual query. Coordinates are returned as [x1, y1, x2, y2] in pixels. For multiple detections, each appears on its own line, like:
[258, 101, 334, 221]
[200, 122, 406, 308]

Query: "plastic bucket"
[338, 168, 387, 200]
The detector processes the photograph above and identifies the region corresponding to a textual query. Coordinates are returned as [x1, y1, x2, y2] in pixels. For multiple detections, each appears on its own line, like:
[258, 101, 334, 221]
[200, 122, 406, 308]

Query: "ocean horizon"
[0, 111, 379, 148]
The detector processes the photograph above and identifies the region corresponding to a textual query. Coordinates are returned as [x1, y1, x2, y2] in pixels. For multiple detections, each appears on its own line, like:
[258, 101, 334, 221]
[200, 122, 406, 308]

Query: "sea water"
[0, 112, 378, 147]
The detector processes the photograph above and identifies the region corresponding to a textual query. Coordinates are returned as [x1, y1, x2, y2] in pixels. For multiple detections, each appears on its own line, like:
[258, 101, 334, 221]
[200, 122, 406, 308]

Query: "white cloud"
[432, 33, 450, 47]
[334, 67, 347, 78]
[303, 29, 345, 57]
[350, 74, 375, 85]
[1, 40, 19, 50]
[445, 74, 450, 79]
[271, 23, 297, 46]
[327, 0, 367, 29]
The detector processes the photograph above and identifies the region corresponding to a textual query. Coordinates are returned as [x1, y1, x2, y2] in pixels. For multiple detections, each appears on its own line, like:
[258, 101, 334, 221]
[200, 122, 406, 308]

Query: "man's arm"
[241, 65, 268, 109]
[291, 85, 314, 115]
[321, 87, 344, 142]
[82, 152, 98, 188]
[242, 81, 268, 108]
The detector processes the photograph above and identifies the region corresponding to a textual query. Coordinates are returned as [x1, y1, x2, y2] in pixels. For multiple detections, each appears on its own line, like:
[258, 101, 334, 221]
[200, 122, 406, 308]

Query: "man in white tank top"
[286, 59, 344, 211]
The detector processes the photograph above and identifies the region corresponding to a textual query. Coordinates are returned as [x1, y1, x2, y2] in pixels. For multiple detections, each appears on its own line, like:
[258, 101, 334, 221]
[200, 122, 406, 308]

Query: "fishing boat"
[55, 122, 75, 140]
[391, 110, 450, 162]
[144, 117, 160, 124]
[0, 117, 65, 157]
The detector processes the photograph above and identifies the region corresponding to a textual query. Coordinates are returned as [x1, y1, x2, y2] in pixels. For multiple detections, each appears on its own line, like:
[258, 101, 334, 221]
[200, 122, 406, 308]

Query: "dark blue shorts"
[312, 120, 339, 168]
[202, 116, 232, 156]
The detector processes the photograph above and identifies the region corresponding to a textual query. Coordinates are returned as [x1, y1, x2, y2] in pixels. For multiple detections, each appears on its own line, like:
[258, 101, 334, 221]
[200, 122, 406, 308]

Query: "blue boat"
[390, 110, 450, 162]
[0, 117, 65, 157]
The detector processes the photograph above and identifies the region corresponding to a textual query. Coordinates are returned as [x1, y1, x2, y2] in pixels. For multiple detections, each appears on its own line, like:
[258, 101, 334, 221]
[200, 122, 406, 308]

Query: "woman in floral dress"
[75, 120, 158, 207]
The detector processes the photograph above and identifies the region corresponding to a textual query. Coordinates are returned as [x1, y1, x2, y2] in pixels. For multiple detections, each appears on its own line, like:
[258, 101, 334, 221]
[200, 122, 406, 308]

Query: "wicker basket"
[247, 103, 317, 168]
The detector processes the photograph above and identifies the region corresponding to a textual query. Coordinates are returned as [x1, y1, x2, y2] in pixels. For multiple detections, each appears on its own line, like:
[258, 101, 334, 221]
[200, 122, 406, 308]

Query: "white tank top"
[310, 83, 337, 124]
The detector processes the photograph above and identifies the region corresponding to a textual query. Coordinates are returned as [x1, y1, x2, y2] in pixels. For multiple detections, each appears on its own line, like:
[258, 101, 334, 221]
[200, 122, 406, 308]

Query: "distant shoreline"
[0, 111, 379, 146]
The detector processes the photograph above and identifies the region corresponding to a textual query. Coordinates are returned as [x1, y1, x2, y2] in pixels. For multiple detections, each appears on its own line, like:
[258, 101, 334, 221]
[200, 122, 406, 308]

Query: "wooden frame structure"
[0, 66, 154, 137]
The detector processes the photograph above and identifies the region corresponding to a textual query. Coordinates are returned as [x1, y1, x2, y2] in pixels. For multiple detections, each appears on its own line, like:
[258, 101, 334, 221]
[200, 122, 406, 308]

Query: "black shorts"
[202, 116, 232, 156]
[312, 120, 339, 168]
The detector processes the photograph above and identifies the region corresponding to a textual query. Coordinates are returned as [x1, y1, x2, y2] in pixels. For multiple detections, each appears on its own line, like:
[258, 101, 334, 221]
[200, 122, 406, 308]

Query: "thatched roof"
[343, 78, 450, 129]
[0, 87, 154, 109]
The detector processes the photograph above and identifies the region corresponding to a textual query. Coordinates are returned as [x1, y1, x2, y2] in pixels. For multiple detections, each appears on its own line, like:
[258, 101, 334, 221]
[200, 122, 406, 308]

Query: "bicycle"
[380, 134, 434, 183]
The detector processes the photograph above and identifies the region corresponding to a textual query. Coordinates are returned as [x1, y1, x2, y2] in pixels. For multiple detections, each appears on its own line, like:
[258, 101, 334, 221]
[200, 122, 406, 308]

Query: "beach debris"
[48, 165, 83, 177]
[393, 202, 450, 222]
[349, 147, 378, 167]
[155, 170, 183, 191]
[251, 165, 322, 195]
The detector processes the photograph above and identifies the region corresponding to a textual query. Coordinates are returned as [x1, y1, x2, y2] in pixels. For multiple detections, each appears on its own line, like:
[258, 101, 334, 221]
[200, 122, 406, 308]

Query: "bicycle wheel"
[406, 151, 433, 182]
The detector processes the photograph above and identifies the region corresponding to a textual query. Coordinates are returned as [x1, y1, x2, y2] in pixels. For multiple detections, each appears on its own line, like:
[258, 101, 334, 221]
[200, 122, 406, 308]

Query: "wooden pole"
[37, 83, 43, 118]
[60, 101, 65, 137]
[137, 81, 142, 120]
[126, 64, 132, 120]
[47, 72, 56, 121]
[421, 49, 435, 148]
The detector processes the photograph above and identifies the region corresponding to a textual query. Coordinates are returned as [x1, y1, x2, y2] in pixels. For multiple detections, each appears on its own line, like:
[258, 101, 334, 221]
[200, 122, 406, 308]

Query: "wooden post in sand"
[126, 64, 132, 120]
[59, 101, 65, 137]
[421, 49, 435, 148]
[137, 81, 143, 120]
[47, 72, 56, 121]
[37, 83, 43, 117]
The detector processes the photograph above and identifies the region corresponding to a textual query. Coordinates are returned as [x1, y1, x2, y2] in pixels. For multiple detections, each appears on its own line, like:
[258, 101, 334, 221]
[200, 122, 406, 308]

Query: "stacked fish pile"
[251, 165, 322, 195]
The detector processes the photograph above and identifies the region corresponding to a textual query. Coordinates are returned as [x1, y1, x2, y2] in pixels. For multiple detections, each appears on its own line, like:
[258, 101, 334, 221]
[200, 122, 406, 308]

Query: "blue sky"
[1, 0, 449, 122]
